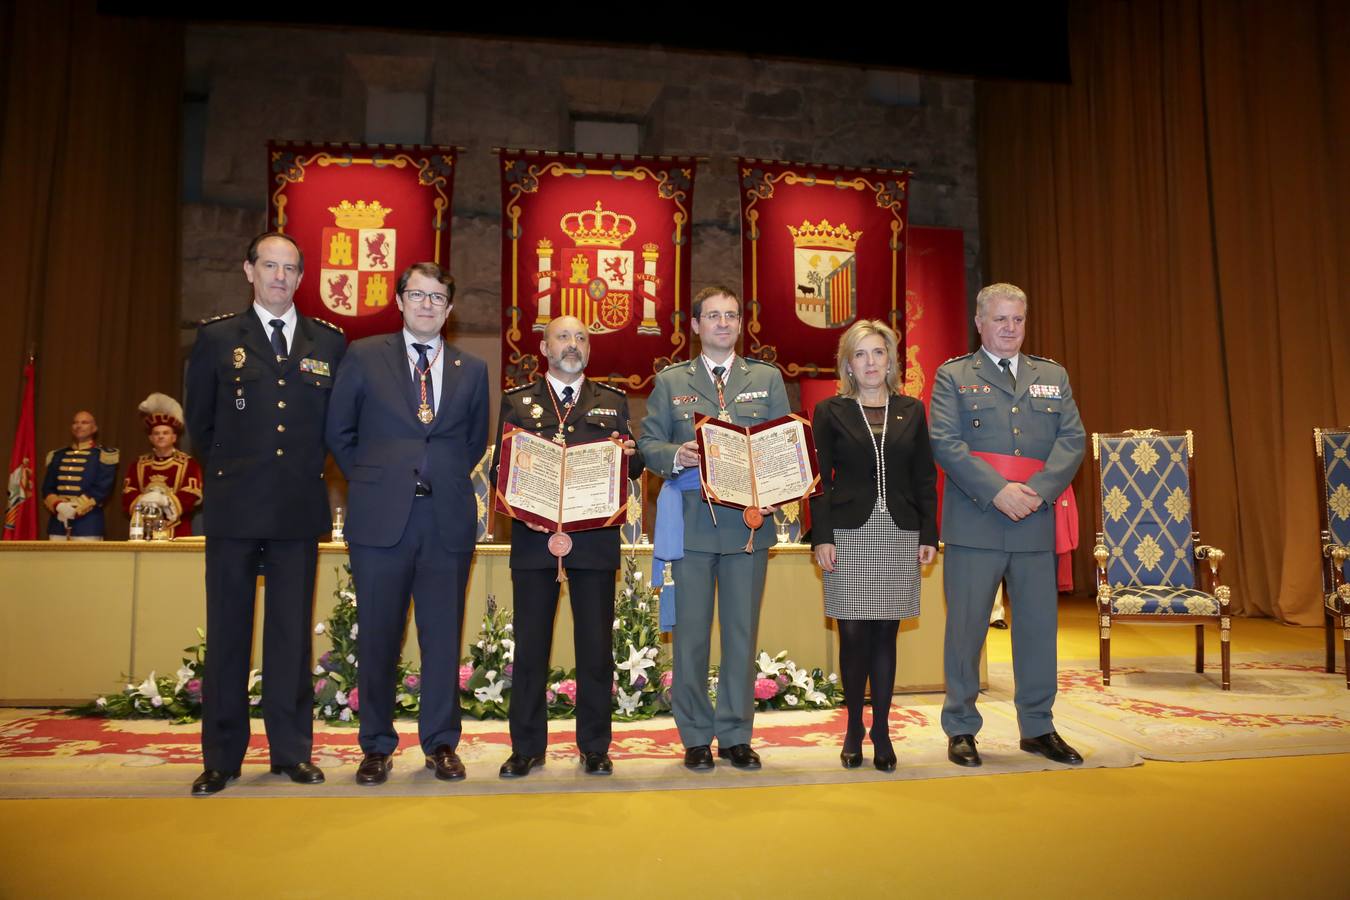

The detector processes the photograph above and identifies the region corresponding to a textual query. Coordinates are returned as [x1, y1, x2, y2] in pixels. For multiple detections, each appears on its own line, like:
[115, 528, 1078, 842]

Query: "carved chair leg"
[1101, 626, 1112, 686]
[1195, 624, 1205, 673]
[1328, 612, 1337, 674]
[1221, 626, 1231, 691]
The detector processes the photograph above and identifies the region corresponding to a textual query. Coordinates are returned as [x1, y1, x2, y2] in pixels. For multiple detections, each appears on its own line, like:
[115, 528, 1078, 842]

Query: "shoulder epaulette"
[199, 311, 239, 327]
[595, 382, 626, 394]
[1025, 353, 1061, 365]
[744, 356, 775, 366]
[657, 359, 691, 375]
[100, 448, 120, 465]
[311, 317, 344, 335]
[939, 352, 975, 366]
[44, 449, 56, 466]
[505, 381, 536, 394]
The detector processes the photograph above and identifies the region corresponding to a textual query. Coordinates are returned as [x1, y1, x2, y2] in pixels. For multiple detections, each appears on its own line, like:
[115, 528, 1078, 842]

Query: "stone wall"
[182, 25, 980, 355]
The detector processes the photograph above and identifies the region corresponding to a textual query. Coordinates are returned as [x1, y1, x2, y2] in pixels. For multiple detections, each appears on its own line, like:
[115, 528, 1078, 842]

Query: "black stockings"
[837, 619, 901, 752]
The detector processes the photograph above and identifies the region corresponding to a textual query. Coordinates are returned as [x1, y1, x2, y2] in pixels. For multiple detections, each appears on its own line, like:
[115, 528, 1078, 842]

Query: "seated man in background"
[122, 393, 202, 538]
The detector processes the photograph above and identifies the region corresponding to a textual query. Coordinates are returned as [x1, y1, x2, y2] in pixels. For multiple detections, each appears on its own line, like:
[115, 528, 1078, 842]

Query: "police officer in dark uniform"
[490, 315, 642, 777]
[41, 410, 118, 539]
[184, 232, 346, 796]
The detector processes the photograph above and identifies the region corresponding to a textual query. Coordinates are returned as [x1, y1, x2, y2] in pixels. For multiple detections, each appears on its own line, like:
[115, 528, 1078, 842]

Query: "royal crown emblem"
[789, 218, 861, 329]
[530, 201, 660, 337]
[319, 199, 397, 318]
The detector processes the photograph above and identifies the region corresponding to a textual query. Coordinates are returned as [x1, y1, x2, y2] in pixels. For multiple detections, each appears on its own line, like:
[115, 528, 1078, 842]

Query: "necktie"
[412, 343, 435, 417]
[561, 384, 575, 407]
[712, 365, 726, 385]
[269, 319, 287, 361]
[998, 357, 1016, 390]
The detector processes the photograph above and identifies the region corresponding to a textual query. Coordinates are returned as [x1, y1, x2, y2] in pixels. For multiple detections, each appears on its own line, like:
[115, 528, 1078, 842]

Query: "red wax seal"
[742, 507, 764, 530]
[548, 532, 573, 557]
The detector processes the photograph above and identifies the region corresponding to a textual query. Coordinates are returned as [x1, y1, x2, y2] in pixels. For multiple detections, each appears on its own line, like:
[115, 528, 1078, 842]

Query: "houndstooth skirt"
[823, 500, 921, 620]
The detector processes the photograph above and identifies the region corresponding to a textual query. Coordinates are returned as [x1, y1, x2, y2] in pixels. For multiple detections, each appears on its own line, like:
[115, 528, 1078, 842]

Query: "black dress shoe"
[190, 769, 239, 796]
[1020, 731, 1083, 765]
[948, 734, 982, 767]
[355, 753, 392, 786]
[717, 743, 762, 770]
[270, 761, 325, 784]
[683, 745, 715, 771]
[990, 618, 1009, 630]
[499, 751, 547, 778]
[579, 751, 613, 775]
[426, 745, 466, 781]
[839, 749, 863, 769]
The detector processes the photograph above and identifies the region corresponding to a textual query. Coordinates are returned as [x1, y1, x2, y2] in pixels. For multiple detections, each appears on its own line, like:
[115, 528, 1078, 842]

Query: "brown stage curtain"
[0, 2, 182, 539]
[978, 0, 1349, 621]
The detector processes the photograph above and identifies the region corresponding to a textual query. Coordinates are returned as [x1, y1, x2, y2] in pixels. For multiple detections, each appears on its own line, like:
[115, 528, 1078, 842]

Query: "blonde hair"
[835, 320, 902, 399]
[975, 282, 1028, 318]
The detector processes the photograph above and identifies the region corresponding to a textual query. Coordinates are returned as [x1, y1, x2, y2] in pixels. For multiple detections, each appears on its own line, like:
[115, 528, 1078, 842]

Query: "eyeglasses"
[403, 290, 450, 307]
[700, 311, 741, 323]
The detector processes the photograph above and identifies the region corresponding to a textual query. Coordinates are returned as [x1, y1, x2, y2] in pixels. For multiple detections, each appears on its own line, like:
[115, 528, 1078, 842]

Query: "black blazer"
[490, 378, 645, 571]
[324, 333, 489, 552]
[186, 310, 346, 540]
[809, 394, 939, 547]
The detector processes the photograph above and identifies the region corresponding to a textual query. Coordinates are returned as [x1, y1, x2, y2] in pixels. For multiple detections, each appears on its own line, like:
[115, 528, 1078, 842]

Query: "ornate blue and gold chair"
[1314, 427, 1350, 688]
[1092, 429, 1232, 689]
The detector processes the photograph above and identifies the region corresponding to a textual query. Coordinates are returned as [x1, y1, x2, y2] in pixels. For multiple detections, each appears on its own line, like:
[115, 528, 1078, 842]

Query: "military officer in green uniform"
[640, 285, 789, 771]
[929, 282, 1086, 768]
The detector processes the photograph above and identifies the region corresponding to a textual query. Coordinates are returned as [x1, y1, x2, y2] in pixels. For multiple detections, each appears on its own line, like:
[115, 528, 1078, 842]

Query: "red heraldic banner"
[739, 159, 911, 379]
[903, 226, 967, 407]
[268, 142, 457, 342]
[499, 150, 696, 393]
[4, 358, 37, 540]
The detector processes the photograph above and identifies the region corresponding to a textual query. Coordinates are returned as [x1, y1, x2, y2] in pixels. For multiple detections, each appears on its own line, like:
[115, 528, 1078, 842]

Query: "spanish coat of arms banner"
[738, 159, 911, 379]
[498, 150, 697, 393]
[267, 142, 457, 342]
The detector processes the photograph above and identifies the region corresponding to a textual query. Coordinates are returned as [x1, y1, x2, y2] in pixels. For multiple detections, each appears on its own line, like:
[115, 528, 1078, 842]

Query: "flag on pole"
[4, 357, 37, 540]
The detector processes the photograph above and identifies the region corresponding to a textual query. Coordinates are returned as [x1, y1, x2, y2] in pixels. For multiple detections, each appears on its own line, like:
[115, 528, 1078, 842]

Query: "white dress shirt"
[253, 302, 297, 355]
[403, 329, 445, 409]
[983, 347, 1021, 381]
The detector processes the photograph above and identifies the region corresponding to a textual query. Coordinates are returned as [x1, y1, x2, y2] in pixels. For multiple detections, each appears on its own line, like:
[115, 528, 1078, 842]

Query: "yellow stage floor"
[2, 601, 1345, 899]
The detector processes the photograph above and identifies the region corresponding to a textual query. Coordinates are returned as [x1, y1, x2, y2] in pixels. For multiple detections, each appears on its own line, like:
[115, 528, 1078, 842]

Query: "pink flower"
[546, 690, 557, 704]
[754, 678, 779, 700]
[185, 679, 202, 700]
[556, 679, 578, 702]
[458, 664, 473, 691]
[348, 687, 359, 712]
[660, 670, 673, 688]
[313, 678, 328, 695]
[403, 674, 421, 691]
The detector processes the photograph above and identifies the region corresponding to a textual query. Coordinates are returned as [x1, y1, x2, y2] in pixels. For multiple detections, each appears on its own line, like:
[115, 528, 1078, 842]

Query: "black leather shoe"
[355, 753, 392, 786]
[717, 743, 762, 770]
[948, 734, 982, 767]
[1020, 731, 1083, 765]
[191, 769, 239, 796]
[580, 751, 613, 775]
[425, 745, 466, 781]
[270, 761, 325, 784]
[499, 751, 546, 778]
[990, 618, 1009, 630]
[683, 745, 715, 771]
[840, 749, 863, 769]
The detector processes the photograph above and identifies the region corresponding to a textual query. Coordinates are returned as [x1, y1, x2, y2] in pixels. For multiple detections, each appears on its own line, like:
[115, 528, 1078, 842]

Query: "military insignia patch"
[588, 407, 618, 417]
[672, 395, 699, 406]
[734, 390, 768, 402]
[1029, 384, 1062, 399]
[299, 358, 332, 377]
[232, 348, 246, 369]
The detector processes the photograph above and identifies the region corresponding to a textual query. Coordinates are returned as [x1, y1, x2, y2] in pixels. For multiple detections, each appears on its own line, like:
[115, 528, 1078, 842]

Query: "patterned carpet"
[5, 652, 1343, 799]
[1042, 652, 1350, 761]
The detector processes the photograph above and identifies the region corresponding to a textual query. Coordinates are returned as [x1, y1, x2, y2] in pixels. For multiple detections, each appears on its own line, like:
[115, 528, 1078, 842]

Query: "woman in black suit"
[811, 320, 938, 771]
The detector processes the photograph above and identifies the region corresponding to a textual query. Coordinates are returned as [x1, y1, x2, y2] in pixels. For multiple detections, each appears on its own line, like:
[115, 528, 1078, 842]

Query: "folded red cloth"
[970, 450, 1078, 592]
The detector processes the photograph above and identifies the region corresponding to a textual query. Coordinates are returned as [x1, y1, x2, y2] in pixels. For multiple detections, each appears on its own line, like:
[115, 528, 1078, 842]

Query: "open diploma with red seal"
[493, 425, 630, 532]
[694, 413, 823, 515]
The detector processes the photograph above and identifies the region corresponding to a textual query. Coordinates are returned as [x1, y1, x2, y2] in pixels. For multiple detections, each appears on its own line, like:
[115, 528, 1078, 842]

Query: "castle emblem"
[318, 200, 398, 318]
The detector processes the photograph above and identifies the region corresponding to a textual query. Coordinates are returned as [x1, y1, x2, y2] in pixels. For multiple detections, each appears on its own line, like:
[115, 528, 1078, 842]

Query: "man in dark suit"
[929, 282, 1086, 768]
[185, 232, 346, 796]
[490, 315, 642, 778]
[325, 262, 488, 786]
